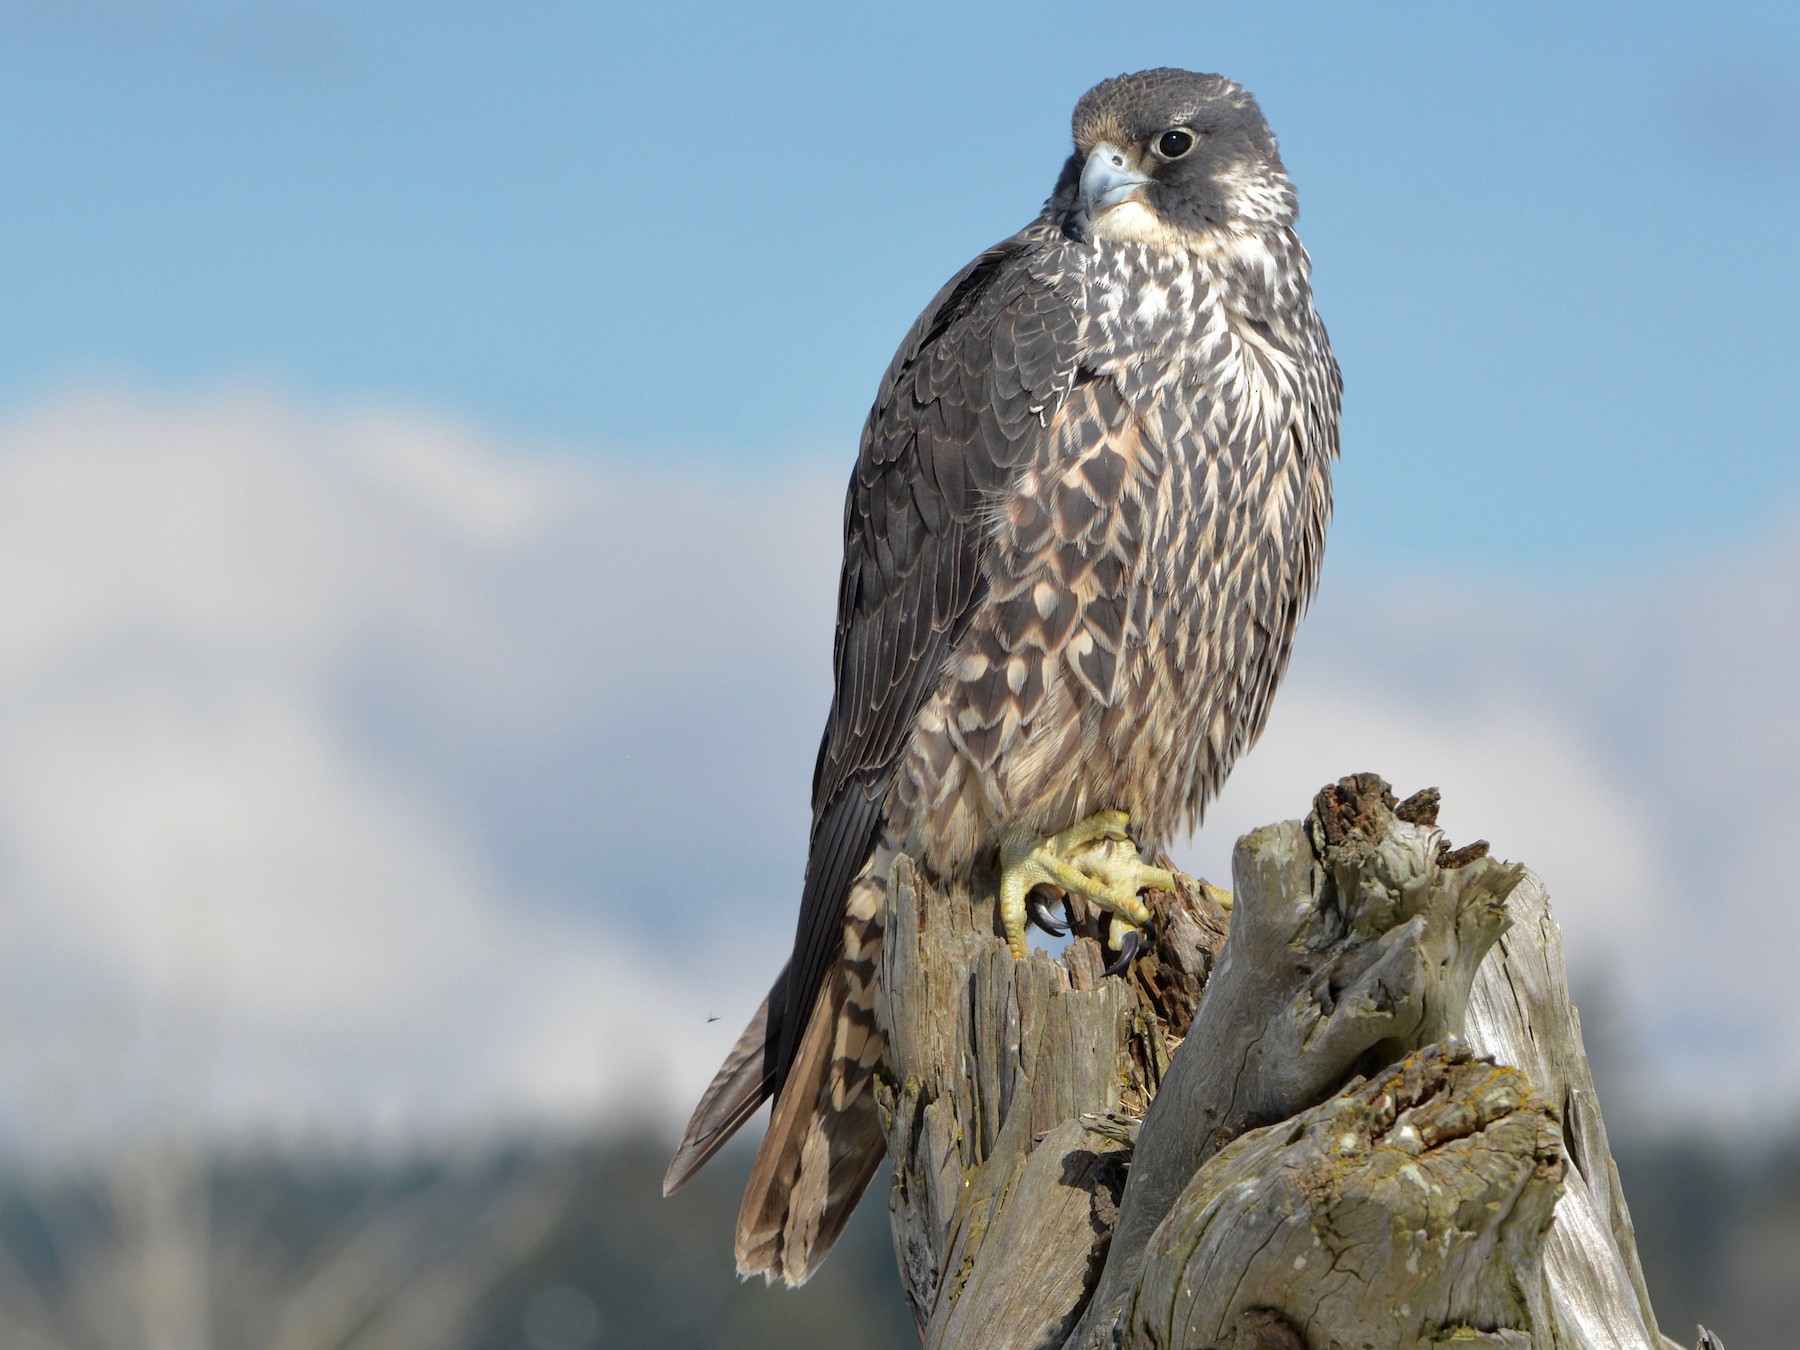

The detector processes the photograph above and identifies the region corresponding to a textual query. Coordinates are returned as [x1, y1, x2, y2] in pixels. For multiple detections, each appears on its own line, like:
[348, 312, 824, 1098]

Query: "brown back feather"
[774, 222, 1085, 1087]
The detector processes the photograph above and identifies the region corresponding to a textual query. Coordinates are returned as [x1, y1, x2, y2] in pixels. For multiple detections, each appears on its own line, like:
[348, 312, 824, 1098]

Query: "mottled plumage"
[665, 68, 1341, 1285]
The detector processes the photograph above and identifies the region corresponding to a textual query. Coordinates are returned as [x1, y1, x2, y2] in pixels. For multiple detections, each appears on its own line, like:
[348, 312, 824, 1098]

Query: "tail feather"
[669, 854, 891, 1286]
[734, 869, 890, 1285]
[733, 959, 886, 1285]
[663, 974, 781, 1197]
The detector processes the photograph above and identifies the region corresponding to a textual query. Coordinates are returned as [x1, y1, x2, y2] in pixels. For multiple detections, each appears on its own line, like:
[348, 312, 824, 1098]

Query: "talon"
[1028, 895, 1069, 936]
[1102, 923, 1144, 977]
[997, 810, 1168, 958]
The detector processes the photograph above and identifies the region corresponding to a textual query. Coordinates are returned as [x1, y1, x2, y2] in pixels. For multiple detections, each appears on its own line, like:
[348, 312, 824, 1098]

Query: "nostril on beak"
[1078, 144, 1151, 223]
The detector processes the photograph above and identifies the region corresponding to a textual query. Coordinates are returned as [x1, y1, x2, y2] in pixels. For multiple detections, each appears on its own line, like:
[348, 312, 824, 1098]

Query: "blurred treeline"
[0, 1127, 1788, 1347]
[0, 1133, 912, 1350]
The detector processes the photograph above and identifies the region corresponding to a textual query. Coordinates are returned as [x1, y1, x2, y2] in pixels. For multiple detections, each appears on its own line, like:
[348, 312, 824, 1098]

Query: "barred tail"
[734, 867, 889, 1285]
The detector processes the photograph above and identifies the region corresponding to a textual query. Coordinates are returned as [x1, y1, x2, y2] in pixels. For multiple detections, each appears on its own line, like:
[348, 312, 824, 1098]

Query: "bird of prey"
[663, 68, 1341, 1285]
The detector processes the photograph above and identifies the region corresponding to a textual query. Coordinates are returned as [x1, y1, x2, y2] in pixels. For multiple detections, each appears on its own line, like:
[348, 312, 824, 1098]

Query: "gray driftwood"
[873, 774, 1715, 1349]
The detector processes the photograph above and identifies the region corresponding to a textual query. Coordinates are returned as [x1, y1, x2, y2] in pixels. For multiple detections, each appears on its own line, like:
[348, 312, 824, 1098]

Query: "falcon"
[663, 68, 1341, 1285]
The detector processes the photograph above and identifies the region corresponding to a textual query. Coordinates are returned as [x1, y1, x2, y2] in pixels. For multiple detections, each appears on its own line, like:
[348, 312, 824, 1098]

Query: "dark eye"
[1155, 128, 1195, 159]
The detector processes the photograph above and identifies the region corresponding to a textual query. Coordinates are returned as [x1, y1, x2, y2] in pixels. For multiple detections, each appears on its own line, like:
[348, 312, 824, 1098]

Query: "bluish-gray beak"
[1079, 142, 1150, 222]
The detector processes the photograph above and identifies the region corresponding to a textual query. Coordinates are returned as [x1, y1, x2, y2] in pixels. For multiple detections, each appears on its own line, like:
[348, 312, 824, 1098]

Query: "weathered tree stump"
[874, 774, 1717, 1349]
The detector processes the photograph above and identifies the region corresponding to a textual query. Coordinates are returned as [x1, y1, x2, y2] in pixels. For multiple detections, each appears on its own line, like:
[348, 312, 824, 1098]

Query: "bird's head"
[1057, 69, 1295, 247]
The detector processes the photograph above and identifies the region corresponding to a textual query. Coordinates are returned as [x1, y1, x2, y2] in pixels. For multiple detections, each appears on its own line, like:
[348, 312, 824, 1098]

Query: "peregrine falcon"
[664, 68, 1341, 1285]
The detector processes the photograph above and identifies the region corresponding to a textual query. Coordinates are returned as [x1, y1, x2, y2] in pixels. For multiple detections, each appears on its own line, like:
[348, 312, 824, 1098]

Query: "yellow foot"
[997, 810, 1175, 959]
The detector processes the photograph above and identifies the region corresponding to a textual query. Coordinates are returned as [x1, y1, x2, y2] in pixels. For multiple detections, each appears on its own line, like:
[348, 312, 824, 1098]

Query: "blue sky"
[1, 3, 1799, 1143]
[4, 0, 1798, 574]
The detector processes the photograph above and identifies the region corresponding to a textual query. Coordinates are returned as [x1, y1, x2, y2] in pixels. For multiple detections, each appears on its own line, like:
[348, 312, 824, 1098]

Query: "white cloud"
[1199, 526, 1800, 1133]
[0, 385, 1788, 1150]
[0, 388, 834, 1153]
[1188, 687, 1665, 968]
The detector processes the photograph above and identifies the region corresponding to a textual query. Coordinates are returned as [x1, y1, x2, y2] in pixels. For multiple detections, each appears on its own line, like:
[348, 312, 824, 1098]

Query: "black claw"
[1102, 926, 1145, 978]
[1028, 895, 1069, 937]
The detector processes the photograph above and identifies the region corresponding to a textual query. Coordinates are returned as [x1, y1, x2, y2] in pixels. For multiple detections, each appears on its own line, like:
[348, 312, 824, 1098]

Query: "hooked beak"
[1078, 142, 1150, 227]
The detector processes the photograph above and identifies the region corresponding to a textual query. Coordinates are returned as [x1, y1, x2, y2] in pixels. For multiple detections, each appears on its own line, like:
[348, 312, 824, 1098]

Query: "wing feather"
[663, 972, 782, 1196]
[769, 227, 1083, 1085]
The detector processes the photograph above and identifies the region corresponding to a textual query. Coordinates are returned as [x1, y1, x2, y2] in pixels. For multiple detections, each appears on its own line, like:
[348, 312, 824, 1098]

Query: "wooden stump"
[874, 774, 1715, 1350]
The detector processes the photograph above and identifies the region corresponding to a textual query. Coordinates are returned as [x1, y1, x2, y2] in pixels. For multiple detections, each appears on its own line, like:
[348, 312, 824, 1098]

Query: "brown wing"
[768, 225, 1085, 1086]
[661, 968, 782, 1197]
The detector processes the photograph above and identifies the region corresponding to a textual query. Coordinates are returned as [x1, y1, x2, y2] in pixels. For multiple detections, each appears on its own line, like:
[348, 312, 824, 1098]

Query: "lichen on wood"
[872, 775, 1711, 1350]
